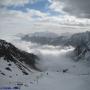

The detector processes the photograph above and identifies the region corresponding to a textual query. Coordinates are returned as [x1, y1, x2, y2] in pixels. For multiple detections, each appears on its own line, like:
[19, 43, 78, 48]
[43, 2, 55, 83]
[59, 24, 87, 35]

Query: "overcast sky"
[0, 0, 90, 35]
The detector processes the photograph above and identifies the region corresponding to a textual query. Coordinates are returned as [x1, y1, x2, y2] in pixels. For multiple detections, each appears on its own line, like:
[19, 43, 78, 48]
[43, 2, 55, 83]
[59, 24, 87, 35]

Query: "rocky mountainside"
[0, 39, 39, 75]
[68, 31, 90, 60]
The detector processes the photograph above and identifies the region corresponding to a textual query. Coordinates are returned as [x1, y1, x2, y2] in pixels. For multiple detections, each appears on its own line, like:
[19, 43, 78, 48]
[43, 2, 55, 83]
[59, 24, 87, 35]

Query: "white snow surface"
[0, 37, 90, 90]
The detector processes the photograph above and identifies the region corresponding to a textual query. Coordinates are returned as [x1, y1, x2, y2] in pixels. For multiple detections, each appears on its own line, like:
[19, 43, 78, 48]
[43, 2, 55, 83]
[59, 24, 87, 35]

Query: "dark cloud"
[62, 0, 90, 18]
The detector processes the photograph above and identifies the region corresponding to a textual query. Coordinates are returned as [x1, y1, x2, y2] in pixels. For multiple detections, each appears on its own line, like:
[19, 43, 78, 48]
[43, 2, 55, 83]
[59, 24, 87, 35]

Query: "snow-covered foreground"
[26, 43, 90, 90]
[21, 72, 90, 90]
[0, 39, 90, 90]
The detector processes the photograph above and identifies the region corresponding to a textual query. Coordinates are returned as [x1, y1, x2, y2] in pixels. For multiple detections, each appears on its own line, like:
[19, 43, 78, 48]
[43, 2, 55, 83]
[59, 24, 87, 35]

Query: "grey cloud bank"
[61, 0, 90, 18]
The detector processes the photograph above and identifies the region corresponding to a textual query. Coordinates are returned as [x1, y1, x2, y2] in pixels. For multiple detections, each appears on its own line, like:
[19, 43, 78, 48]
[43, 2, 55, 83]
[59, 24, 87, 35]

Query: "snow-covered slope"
[0, 39, 41, 89]
[0, 32, 90, 90]
[1, 40, 90, 90]
[67, 31, 90, 61]
[0, 39, 39, 74]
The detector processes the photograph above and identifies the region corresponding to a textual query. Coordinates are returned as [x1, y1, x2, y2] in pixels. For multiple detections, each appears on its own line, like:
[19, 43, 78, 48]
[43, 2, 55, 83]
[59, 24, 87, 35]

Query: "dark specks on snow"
[5, 67, 12, 72]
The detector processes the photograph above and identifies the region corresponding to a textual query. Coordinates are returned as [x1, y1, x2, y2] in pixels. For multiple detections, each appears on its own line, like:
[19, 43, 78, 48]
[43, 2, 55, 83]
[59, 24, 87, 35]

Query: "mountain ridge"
[0, 39, 39, 75]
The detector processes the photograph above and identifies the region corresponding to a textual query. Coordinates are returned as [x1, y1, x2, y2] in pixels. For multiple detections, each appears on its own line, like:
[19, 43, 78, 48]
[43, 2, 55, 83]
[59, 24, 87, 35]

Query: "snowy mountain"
[21, 31, 90, 61]
[21, 31, 60, 45]
[0, 39, 39, 75]
[29, 31, 59, 38]
[68, 31, 90, 60]
[21, 32, 71, 45]
[50, 35, 70, 46]
[22, 35, 53, 45]
[0, 33, 90, 90]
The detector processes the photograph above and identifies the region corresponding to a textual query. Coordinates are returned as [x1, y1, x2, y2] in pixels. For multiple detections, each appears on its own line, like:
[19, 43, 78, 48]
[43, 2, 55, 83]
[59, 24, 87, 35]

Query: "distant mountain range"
[30, 31, 59, 38]
[21, 31, 90, 61]
[0, 31, 90, 78]
[21, 31, 71, 45]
